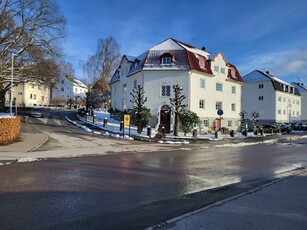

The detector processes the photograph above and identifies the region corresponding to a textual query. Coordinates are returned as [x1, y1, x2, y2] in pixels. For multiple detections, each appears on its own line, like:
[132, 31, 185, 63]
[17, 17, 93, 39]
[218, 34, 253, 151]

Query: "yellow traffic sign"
[124, 114, 130, 126]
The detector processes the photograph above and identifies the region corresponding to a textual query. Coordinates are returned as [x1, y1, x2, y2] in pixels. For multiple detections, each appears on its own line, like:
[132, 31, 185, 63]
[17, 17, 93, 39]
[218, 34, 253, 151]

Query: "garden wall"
[0, 117, 21, 145]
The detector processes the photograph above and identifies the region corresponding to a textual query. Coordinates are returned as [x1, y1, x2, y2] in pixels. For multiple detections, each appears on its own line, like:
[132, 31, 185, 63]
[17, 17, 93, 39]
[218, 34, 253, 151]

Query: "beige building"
[5, 82, 51, 107]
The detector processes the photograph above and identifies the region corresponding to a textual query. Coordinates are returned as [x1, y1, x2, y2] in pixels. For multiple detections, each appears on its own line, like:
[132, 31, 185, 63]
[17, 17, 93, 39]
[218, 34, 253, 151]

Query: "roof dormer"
[160, 53, 174, 65]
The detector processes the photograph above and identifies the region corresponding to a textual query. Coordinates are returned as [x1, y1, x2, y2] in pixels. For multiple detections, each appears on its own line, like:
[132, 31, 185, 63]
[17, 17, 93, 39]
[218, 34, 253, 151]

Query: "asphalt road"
[1, 110, 307, 229]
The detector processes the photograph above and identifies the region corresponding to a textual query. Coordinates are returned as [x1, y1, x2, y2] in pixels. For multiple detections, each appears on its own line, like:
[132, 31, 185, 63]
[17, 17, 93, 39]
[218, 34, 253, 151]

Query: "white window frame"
[232, 86, 236, 94]
[216, 83, 223, 92]
[199, 99, 205, 109]
[216, 101, 223, 110]
[221, 67, 225, 74]
[228, 120, 232, 127]
[161, 82, 171, 97]
[231, 103, 236, 112]
[214, 65, 219, 72]
[200, 79, 205, 89]
[203, 119, 209, 127]
[162, 57, 172, 65]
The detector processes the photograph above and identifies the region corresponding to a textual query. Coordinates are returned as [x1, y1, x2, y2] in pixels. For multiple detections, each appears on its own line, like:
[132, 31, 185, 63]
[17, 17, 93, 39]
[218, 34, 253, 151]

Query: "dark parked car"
[260, 124, 279, 133]
[17, 107, 43, 118]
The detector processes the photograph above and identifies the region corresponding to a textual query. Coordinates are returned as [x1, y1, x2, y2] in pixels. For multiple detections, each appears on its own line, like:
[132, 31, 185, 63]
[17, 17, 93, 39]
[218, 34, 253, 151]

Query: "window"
[278, 109, 281, 115]
[203, 119, 209, 127]
[231, 103, 236, 112]
[297, 100, 299, 105]
[200, 79, 205, 89]
[162, 57, 172, 65]
[75, 88, 78, 92]
[42, 96, 45, 101]
[122, 99, 126, 110]
[199, 61, 205, 68]
[18, 92, 22, 95]
[31, 84, 35, 89]
[216, 101, 222, 110]
[228, 120, 232, 127]
[216, 83, 223, 92]
[30, 94, 33, 99]
[259, 96, 264, 101]
[134, 80, 137, 89]
[123, 83, 127, 92]
[199, 99, 205, 109]
[61, 80, 64, 84]
[221, 68, 225, 74]
[214, 65, 219, 72]
[161, 82, 171, 97]
[232, 86, 236, 94]
[33, 94, 37, 100]
[297, 111, 300, 116]
[278, 96, 281, 102]
[259, 84, 264, 89]
[61, 87, 64, 92]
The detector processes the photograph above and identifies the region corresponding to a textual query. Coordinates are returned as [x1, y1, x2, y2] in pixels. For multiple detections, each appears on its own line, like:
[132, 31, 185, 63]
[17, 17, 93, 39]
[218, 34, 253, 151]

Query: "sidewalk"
[151, 170, 307, 230]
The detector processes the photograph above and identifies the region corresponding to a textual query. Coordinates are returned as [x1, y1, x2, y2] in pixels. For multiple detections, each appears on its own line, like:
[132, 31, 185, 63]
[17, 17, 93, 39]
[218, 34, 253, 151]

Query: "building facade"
[110, 38, 243, 133]
[291, 82, 307, 122]
[242, 70, 301, 123]
[5, 82, 51, 107]
[52, 75, 88, 103]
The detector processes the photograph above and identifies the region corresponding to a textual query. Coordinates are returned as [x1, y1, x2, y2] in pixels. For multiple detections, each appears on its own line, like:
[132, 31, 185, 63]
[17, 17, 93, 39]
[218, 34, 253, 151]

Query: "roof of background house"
[243, 70, 301, 96]
[291, 82, 307, 92]
[66, 76, 87, 88]
[110, 38, 243, 84]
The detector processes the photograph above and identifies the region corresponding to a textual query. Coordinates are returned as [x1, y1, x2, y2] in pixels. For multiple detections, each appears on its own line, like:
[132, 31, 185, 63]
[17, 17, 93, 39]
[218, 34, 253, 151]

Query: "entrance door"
[160, 105, 171, 133]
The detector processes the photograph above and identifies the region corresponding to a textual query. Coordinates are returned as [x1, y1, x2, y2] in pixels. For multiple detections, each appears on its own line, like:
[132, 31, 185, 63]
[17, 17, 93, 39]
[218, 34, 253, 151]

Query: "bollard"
[193, 129, 198, 140]
[85, 113, 89, 121]
[120, 121, 124, 131]
[161, 127, 166, 139]
[93, 115, 96, 123]
[254, 129, 258, 135]
[270, 127, 273, 135]
[103, 117, 108, 127]
[260, 128, 264, 136]
[230, 130, 234, 137]
[147, 126, 151, 137]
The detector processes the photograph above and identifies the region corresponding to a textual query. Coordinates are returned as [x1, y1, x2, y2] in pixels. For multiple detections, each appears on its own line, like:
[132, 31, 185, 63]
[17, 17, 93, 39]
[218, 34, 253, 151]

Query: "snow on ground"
[0, 113, 14, 118]
[17, 157, 40, 163]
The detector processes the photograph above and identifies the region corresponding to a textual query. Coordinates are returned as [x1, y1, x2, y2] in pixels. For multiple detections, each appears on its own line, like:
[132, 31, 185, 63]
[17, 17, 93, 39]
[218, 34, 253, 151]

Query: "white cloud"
[238, 49, 307, 83]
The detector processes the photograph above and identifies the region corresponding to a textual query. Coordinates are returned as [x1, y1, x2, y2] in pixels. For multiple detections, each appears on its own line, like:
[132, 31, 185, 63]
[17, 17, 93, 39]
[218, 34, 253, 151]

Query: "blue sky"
[57, 0, 307, 83]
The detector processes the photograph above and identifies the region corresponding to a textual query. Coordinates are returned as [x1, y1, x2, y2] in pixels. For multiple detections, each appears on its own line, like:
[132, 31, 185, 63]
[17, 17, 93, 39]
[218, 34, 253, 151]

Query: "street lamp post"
[10, 54, 15, 116]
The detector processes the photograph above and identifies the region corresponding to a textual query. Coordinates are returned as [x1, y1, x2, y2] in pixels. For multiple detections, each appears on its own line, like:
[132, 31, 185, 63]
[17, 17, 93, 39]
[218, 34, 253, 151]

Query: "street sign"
[217, 109, 223, 116]
[124, 114, 130, 126]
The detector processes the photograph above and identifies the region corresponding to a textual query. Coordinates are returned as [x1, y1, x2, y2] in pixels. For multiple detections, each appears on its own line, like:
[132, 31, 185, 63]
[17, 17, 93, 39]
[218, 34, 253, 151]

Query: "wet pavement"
[1, 139, 307, 229]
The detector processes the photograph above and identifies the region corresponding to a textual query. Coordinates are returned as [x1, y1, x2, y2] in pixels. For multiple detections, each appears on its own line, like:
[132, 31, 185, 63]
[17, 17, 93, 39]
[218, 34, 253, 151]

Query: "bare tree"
[170, 84, 187, 136]
[0, 0, 66, 110]
[83, 36, 120, 107]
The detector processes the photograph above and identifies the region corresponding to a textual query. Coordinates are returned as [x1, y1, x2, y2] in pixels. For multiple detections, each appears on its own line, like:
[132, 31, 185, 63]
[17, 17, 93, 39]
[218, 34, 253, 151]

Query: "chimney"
[265, 71, 270, 75]
[201, 47, 206, 51]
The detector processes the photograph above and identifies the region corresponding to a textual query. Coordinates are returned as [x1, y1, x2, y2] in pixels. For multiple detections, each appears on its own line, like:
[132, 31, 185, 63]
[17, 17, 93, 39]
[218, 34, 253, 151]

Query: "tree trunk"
[174, 112, 179, 136]
[0, 85, 7, 112]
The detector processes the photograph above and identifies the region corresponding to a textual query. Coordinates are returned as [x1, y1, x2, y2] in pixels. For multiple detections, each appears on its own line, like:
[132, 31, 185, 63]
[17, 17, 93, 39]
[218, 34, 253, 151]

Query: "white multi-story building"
[242, 70, 301, 123]
[5, 81, 51, 107]
[110, 38, 243, 133]
[291, 82, 307, 122]
[52, 75, 88, 102]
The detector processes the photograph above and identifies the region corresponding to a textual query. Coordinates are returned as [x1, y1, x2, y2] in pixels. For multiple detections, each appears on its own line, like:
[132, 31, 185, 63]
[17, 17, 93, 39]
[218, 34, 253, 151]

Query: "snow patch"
[17, 157, 40, 163]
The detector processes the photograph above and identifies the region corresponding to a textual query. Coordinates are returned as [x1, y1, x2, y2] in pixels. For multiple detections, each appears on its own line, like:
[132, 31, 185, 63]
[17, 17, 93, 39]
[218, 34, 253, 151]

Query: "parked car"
[260, 124, 279, 133]
[17, 106, 43, 118]
[293, 123, 307, 131]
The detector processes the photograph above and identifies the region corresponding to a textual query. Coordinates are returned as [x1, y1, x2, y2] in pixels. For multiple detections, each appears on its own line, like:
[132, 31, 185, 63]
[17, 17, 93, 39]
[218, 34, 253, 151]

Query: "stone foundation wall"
[0, 117, 21, 145]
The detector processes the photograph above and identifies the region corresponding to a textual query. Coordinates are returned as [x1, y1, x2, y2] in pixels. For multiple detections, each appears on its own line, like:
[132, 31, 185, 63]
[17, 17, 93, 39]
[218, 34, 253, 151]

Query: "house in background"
[5, 81, 51, 107]
[291, 82, 307, 122]
[52, 75, 88, 105]
[110, 38, 243, 133]
[242, 70, 301, 123]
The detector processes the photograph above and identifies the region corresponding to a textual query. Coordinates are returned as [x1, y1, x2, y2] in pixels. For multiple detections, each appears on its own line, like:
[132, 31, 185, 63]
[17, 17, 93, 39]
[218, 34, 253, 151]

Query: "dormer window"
[162, 57, 171, 64]
[199, 61, 205, 68]
[160, 53, 174, 65]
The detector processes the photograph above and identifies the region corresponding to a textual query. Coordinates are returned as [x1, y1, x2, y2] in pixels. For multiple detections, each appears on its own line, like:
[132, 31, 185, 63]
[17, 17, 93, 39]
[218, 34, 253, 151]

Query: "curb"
[25, 116, 50, 152]
[146, 168, 306, 230]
